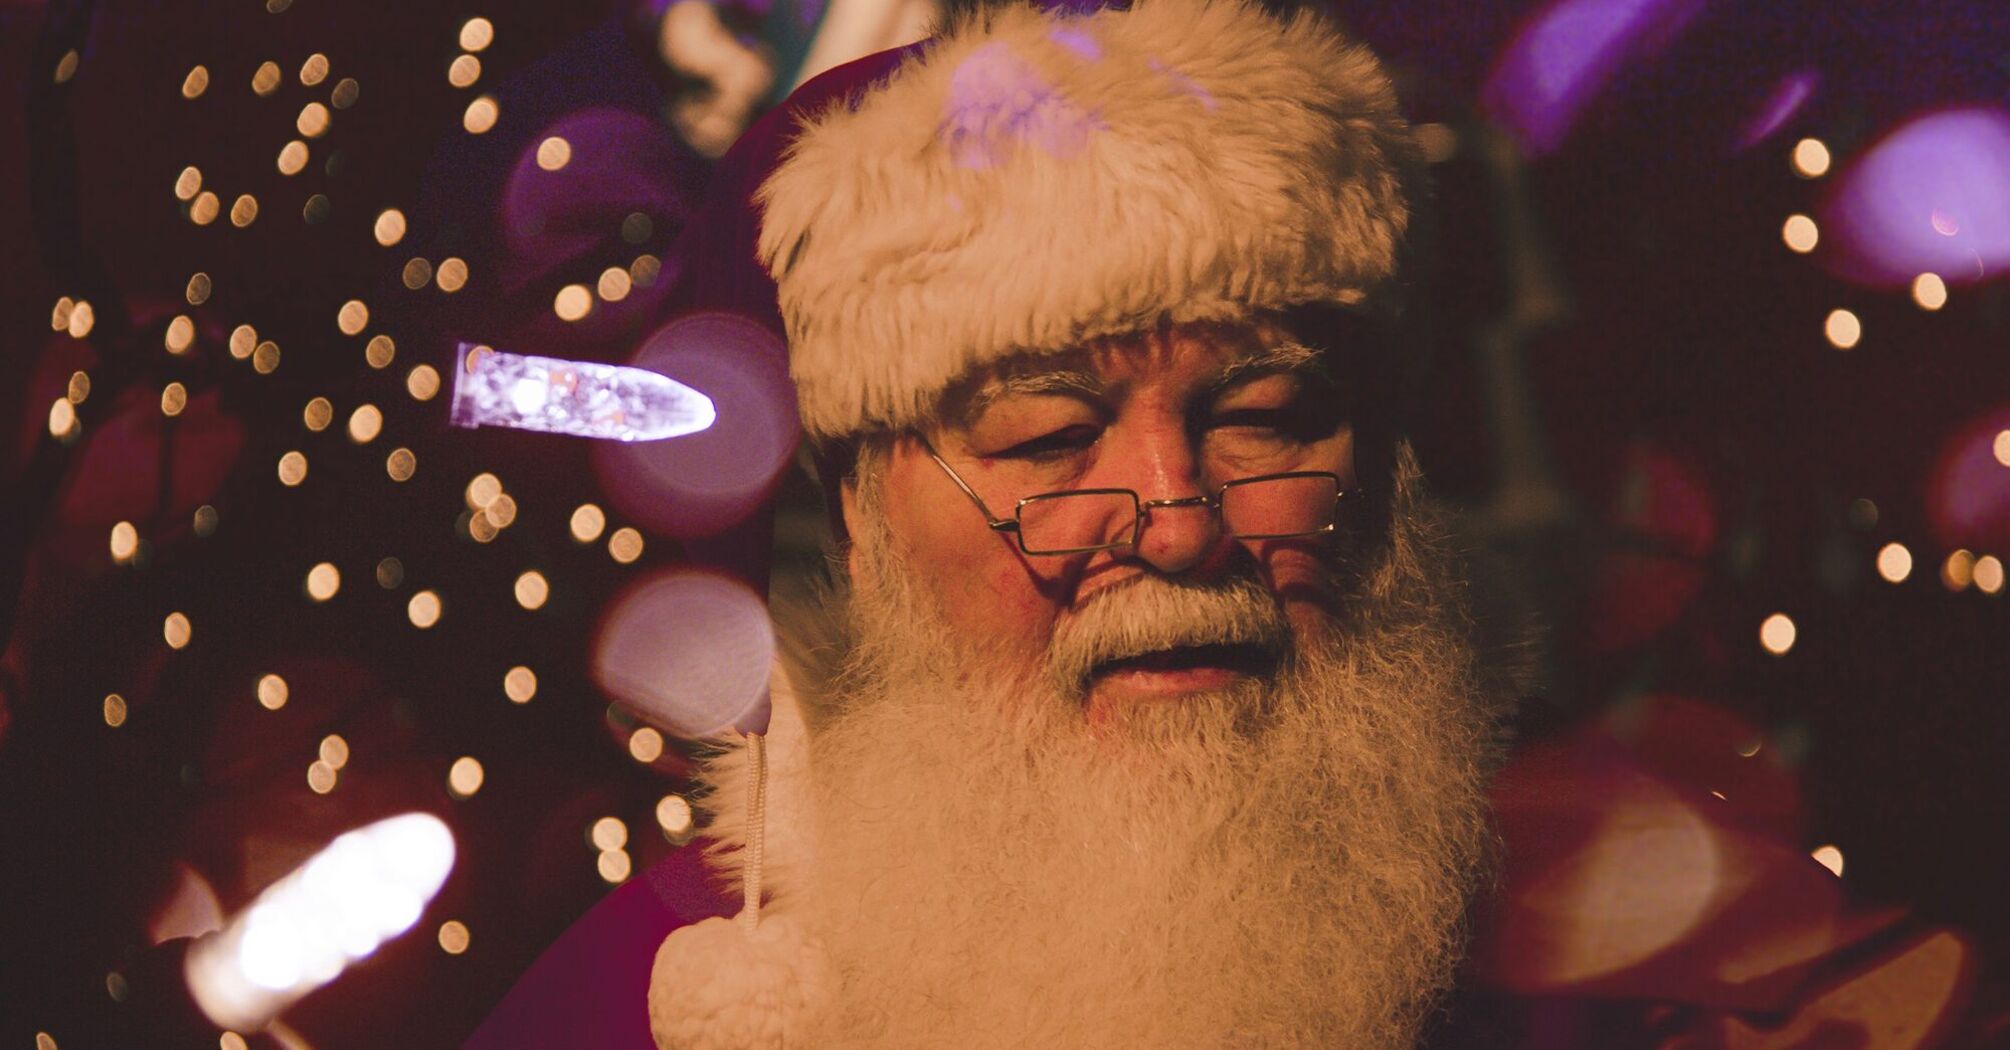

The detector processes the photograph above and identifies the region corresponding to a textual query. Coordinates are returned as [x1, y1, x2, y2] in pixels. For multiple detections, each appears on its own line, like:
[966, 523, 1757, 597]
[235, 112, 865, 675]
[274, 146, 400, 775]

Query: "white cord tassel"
[648, 730, 830, 1049]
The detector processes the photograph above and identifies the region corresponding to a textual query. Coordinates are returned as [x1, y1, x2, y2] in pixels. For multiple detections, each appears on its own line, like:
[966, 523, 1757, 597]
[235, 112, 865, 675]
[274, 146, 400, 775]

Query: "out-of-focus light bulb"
[185, 814, 455, 1032]
[1791, 137, 1831, 178]
[1875, 543, 1912, 583]
[1782, 214, 1818, 253]
[449, 344, 714, 442]
[1759, 612, 1796, 655]
[1911, 272, 1947, 310]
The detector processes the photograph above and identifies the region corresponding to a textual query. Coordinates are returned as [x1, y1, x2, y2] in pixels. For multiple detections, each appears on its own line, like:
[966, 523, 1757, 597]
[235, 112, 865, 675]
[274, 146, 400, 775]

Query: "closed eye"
[1207, 407, 1330, 442]
[994, 423, 1101, 461]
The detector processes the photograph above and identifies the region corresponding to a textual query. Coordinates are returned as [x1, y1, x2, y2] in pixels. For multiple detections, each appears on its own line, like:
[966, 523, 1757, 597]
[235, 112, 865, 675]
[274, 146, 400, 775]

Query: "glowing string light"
[449, 344, 714, 442]
[183, 814, 456, 1032]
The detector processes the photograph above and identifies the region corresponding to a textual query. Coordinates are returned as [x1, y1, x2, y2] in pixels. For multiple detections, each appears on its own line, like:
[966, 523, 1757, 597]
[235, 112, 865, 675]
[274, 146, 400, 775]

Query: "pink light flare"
[591, 311, 797, 540]
[591, 568, 774, 739]
[1926, 405, 2010, 554]
[1737, 71, 1819, 151]
[1480, 0, 1704, 156]
[1817, 106, 2010, 288]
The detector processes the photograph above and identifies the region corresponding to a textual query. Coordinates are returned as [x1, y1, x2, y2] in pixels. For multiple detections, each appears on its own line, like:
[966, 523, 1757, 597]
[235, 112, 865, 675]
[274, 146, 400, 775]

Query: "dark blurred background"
[3, 0, 2007, 1046]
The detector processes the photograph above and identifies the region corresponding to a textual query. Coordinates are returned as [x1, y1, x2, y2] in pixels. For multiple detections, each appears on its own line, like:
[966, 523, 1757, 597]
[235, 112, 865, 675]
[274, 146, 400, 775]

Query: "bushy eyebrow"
[957, 368, 1105, 426]
[1209, 342, 1329, 393]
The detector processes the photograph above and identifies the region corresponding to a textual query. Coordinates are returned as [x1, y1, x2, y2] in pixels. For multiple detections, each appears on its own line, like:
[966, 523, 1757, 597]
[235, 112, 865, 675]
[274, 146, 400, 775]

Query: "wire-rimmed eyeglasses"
[921, 438, 1364, 556]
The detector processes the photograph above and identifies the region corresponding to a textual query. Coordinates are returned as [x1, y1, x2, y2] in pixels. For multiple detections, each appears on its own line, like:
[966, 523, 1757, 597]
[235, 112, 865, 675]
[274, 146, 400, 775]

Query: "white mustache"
[1045, 573, 1290, 695]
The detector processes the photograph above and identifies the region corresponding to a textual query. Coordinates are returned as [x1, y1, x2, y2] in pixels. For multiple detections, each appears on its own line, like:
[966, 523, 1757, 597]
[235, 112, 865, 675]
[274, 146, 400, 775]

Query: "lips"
[1089, 641, 1280, 682]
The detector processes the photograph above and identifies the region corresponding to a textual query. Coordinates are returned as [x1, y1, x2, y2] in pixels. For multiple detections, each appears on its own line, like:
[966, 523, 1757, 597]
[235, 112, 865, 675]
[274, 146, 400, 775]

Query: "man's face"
[846, 317, 1358, 721]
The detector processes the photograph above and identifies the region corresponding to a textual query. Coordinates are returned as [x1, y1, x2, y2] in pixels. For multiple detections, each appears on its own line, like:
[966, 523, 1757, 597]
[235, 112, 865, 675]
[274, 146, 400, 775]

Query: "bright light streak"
[449, 345, 715, 442]
[185, 814, 455, 1032]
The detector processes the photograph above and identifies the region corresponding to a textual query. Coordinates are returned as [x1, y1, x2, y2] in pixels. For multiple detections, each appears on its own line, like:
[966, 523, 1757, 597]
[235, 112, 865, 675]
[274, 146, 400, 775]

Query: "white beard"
[732, 458, 1499, 1048]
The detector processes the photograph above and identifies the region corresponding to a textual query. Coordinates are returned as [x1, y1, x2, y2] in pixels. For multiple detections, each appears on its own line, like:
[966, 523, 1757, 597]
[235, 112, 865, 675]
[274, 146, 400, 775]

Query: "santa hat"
[757, 0, 1425, 445]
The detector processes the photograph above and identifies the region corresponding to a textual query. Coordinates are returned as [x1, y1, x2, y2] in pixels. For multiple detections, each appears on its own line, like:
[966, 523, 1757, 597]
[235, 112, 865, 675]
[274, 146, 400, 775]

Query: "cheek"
[881, 462, 1063, 658]
[1250, 542, 1343, 632]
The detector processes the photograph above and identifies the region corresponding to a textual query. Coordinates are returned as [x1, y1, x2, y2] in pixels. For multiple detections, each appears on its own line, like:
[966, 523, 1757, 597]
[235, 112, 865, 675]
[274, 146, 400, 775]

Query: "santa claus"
[643, 0, 1513, 1046]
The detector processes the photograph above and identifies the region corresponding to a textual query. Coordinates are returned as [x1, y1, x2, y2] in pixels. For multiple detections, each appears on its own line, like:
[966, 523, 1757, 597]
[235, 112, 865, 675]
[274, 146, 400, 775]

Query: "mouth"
[1086, 641, 1280, 699]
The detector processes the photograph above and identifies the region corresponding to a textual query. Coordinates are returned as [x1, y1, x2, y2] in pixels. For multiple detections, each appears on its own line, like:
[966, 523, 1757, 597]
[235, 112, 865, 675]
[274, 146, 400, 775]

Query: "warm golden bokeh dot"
[468, 513, 500, 544]
[348, 403, 383, 443]
[598, 849, 632, 884]
[303, 396, 334, 431]
[387, 447, 418, 481]
[277, 140, 309, 175]
[110, 521, 138, 563]
[307, 759, 337, 794]
[35, 1032, 58, 1050]
[597, 266, 632, 302]
[222, 1033, 249, 1050]
[48, 398, 78, 439]
[319, 734, 350, 770]
[657, 794, 694, 838]
[297, 101, 331, 138]
[591, 816, 629, 851]
[164, 612, 193, 650]
[504, 665, 537, 703]
[337, 299, 370, 335]
[466, 472, 503, 509]
[1974, 555, 2004, 595]
[1781, 214, 1818, 254]
[330, 76, 360, 108]
[230, 324, 257, 360]
[448, 54, 482, 89]
[252, 60, 281, 96]
[66, 300, 96, 337]
[1758, 612, 1795, 656]
[1911, 272, 1947, 311]
[1791, 137, 1831, 178]
[408, 589, 442, 628]
[306, 562, 341, 601]
[460, 17, 495, 51]
[630, 254, 662, 287]
[1875, 542, 1912, 583]
[376, 557, 405, 589]
[438, 920, 471, 955]
[374, 208, 407, 247]
[407, 364, 442, 401]
[175, 165, 203, 201]
[1942, 549, 1976, 591]
[1824, 309, 1861, 350]
[553, 284, 592, 321]
[464, 96, 500, 134]
[278, 450, 308, 486]
[464, 343, 494, 374]
[609, 527, 644, 564]
[182, 65, 209, 99]
[191, 191, 220, 225]
[436, 257, 469, 292]
[402, 257, 434, 289]
[448, 755, 485, 797]
[67, 370, 90, 404]
[366, 333, 397, 369]
[186, 272, 213, 305]
[299, 53, 329, 86]
[629, 727, 664, 763]
[51, 295, 75, 330]
[165, 315, 194, 354]
[257, 673, 289, 710]
[160, 382, 188, 417]
[253, 340, 281, 373]
[514, 570, 549, 610]
[536, 136, 572, 171]
[570, 503, 607, 543]
[193, 504, 218, 537]
[1811, 844, 1844, 877]
[484, 494, 518, 529]
[54, 48, 79, 84]
[103, 694, 127, 728]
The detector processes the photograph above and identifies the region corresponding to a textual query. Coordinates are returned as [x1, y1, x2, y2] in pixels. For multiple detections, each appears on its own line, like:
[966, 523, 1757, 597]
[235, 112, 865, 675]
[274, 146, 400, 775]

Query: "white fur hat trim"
[757, 0, 1422, 441]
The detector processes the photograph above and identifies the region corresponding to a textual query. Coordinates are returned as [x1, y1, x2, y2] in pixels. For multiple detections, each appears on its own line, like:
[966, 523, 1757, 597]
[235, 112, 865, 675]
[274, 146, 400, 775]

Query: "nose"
[1116, 428, 1228, 575]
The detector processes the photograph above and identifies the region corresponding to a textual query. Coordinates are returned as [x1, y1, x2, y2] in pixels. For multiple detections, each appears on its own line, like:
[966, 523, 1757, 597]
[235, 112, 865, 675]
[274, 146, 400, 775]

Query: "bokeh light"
[337, 300, 370, 336]
[597, 266, 632, 302]
[1781, 214, 1818, 253]
[252, 60, 281, 97]
[374, 209, 407, 247]
[448, 54, 482, 89]
[1480, 0, 1703, 155]
[536, 136, 572, 171]
[307, 760, 337, 794]
[278, 451, 308, 486]
[103, 694, 127, 728]
[277, 140, 309, 176]
[1811, 844, 1844, 877]
[1823, 309, 1861, 349]
[438, 921, 470, 955]
[570, 504, 606, 543]
[402, 257, 433, 289]
[1791, 137, 1831, 178]
[436, 258, 469, 292]
[230, 194, 259, 227]
[366, 334, 396, 369]
[253, 340, 281, 374]
[1973, 555, 2004, 595]
[503, 666, 536, 703]
[303, 397, 334, 432]
[257, 674, 289, 711]
[175, 166, 202, 201]
[513, 571, 549, 610]
[376, 558, 404, 589]
[590, 817, 627, 851]
[408, 590, 442, 628]
[1912, 272, 1948, 310]
[448, 756, 484, 798]
[110, 521, 138, 563]
[166, 315, 194, 353]
[1818, 106, 2010, 288]
[306, 562, 341, 601]
[165, 612, 192, 649]
[161, 383, 188, 417]
[459, 17, 494, 52]
[407, 365, 441, 401]
[1875, 542, 1912, 583]
[319, 734, 350, 770]
[657, 795, 694, 841]
[298, 53, 329, 87]
[553, 284, 592, 321]
[597, 849, 631, 883]
[628, 727, 664, 763]
[1759, 612, 1796, 655]
[463, 96, 499, 134]
[296, 102, 331, 139]
[186, 272, 213, 305]
[191, 191, 220, 225]
[608, 527, 643, 564]
[348, 404, 383, 444]
[182, 65, 209, 99]
[387, 447, 417, 482]
[230, 324, 257, 360]
[591, 569, 774, 737]
[1941, 549, 1976, 591]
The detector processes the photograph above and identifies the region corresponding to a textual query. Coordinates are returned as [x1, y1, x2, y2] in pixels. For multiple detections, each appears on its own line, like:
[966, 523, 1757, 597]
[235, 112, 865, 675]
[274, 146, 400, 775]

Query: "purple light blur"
[945, 41, 1102, 169]
[448, 346, 715, 442]
[1737, 72, 1818, 150]
[1926, 406, 2010, 554]
[1481, 0, 1703, 155]
[500, 107, 694, 288]
[591, 311, 798, 539]
[592, 569, 774, 738]
[1818, 106, 2010, 288]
